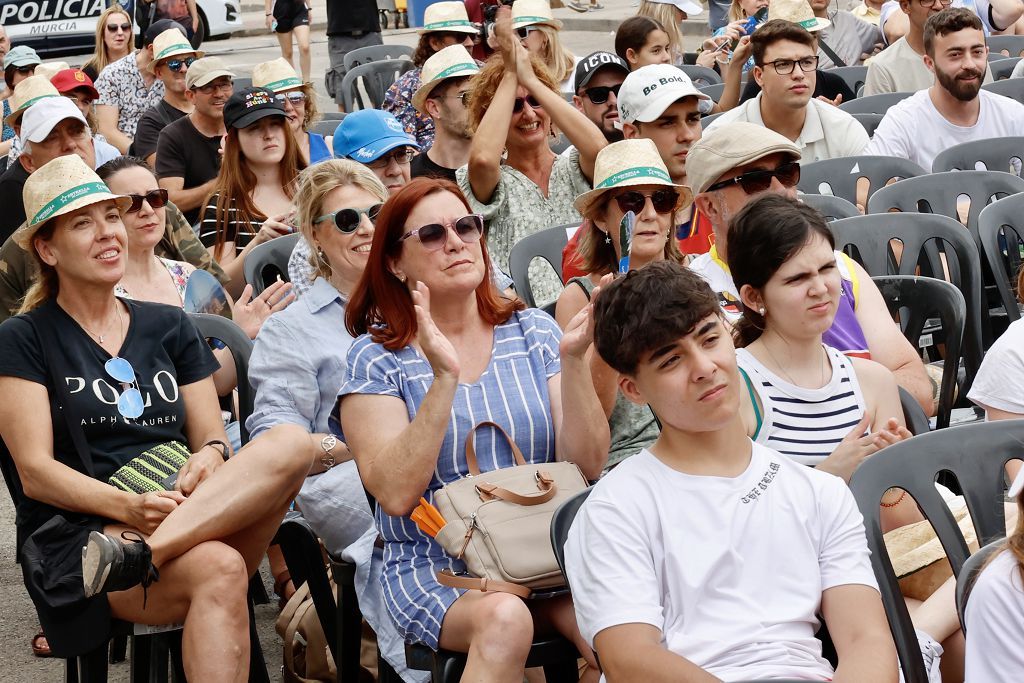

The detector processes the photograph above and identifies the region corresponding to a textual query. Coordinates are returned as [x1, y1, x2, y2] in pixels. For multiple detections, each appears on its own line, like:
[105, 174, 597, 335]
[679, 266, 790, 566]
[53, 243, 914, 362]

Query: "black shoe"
[82, 531, 160, 601]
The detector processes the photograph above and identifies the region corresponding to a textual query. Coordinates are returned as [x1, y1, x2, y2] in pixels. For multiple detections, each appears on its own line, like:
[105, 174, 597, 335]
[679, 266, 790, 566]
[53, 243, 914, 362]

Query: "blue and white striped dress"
[339, 308, 562, 649]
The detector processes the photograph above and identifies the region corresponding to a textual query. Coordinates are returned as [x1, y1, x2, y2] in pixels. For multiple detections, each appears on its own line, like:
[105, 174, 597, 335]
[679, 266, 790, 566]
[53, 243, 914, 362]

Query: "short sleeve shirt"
[132, 99, 188, 161]
[968, 317, 1024, 415]
[156, 116, 223, 225]
[383, 67, 434, 149]
[95, 52, 166, 139]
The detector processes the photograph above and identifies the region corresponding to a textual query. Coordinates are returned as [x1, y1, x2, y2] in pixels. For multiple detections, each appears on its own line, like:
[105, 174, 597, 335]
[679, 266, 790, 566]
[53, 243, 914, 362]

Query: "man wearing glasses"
[688, 121, 934, 415]
[156, 57, 235, 225]
[333, 109, 420, 196]
[132, 27, 200, 167]
[706, 20, 868, 163]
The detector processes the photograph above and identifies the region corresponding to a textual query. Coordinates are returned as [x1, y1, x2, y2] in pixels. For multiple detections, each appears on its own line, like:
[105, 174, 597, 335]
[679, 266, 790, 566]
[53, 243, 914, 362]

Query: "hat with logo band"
[766, 0, 830, 32]
[185, 56, 236, 90]
[332, 109, 419, 162]
[420, 1, 479, 35]
[574, 51, 629, 94]
[685, 121, 802, 195]
[253, 57, 304, 93]
[413, 44, 480, 114]
[616, 64, 710, 127]
[512, 0, 563, 31]
[4, 75, 60, 127]
[573, 138, 692, 216]
[50, 68, 100, 101]
[223, 87, 286, 129]
[148, 27, 202, 73]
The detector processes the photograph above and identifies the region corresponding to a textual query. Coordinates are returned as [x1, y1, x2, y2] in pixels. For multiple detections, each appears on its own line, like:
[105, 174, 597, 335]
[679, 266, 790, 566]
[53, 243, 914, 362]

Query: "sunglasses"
[314, 203, 383, 233]
[105, 357, 144, 419]
[583, 84, 621, 105]
[516, 26, 540, 39]
[275, 91, 306, 105]
[125, 189, 169, 213]
[512, 95, 542, 113]
[164, 56, 197, 73]
[397, 214, 484, 251]
[12, 65, 34, 75]
[107, 22, 132, 33]
[705, 161, 801, 195]
[613, 189, 680, 215]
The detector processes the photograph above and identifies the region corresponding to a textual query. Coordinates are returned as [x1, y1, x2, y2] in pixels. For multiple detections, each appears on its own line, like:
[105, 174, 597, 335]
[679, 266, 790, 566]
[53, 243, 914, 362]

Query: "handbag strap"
[475, 473, 556, 506]
[464, 420, 526, 475]
[437, 568, 532, 599]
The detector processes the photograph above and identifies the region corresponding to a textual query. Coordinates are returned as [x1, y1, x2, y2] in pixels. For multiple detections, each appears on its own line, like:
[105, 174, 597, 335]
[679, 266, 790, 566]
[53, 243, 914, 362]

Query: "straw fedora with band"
[419, 1, 479, 35]
[4, 75, 60, 128]
[573, 138, 692, 217]
[15, 155, 132, 251]
[148, 28, 202, 74]
[253, 57, 303, 93]
[412, 44, 480, 114]
[512, 0, 563, 31]
[766, 0, 830, 32]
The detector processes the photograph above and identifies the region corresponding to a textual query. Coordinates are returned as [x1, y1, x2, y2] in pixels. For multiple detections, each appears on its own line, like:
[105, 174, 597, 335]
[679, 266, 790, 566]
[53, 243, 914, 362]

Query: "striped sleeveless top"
[737, 345, 868, 467]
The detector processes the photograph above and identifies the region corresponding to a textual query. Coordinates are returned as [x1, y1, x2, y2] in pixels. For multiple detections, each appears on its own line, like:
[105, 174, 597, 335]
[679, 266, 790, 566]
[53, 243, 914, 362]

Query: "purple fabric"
[824, 278, 870, 358]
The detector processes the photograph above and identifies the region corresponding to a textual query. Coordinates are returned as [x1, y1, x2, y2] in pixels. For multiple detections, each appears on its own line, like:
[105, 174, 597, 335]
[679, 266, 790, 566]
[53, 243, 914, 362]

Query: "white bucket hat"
[412, 44, 480, 114]
[4, 75, 60, 127]
[512, 0, 563, 31]
[253, 57, 304, 92]
[420, 1, 479, 35]
[767, 0, 831, 32]
[573, 138, 692, 216]
[148, 28, 202, 74]
[16, 155, 132, 249]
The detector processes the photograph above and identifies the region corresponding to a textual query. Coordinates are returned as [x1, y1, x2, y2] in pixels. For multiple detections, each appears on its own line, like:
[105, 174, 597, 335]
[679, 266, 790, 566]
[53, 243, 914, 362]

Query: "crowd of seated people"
[2, 0, 1024, 679]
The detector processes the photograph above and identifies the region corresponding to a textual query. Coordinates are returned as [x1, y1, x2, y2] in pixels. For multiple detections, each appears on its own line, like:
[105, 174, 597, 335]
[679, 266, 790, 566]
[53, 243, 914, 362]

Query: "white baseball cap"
[20, 96, 87, 145]
[647, 0, 703, 16]
[616, 64, 709, 128]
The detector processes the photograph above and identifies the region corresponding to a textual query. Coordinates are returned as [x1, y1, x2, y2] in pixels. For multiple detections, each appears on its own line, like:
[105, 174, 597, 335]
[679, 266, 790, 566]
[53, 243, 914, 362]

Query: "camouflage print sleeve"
[158, 201, 230, 285]
[0, 233, 34, 324]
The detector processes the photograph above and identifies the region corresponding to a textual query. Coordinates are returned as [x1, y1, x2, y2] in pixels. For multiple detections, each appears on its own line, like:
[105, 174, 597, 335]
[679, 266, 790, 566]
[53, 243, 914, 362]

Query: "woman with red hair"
[340, 177, 607, 680]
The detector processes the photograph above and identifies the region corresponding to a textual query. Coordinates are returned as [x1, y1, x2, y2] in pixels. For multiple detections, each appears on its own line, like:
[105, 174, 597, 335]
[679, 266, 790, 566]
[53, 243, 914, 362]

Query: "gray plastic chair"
[931, 136, 1024, 175]
[677, 63, 722, 87]
[982, 77, 1024, 104]
[987, 35, 1024, 58]
[955, 538, 1004, 632]
[243, 232, 301, 296]
[232, 76, 252, 91]
[838, 91, 912, 115]
[828, 213, 985, 393]
[848, 419, 1024, 682]
[320, 111, 347, 121]
[798, 193, 860, 221]
[311, 119, 341, 137]
[977, 193, 1024, 323]
[798, 155, 926, 209]
[508, 225, 573, 308]
[851, 112, 883, 137]
[700, 112, 723, 129]
[828, 65, 868, 96]
[343, 44, 414, 72]
[341, 58, 415, 112]
[698, 82, 726, 102]
[989, 56, 1021, 80]
[189, 313, 255, 445]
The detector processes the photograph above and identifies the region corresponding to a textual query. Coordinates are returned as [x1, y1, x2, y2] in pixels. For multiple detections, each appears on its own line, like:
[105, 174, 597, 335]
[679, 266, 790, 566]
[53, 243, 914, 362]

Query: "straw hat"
[15, 155, 132, 249]
[512, 0, 563, 31]
[253, 57, 303, 93]
[148, 28, 202, 74]
[766, 0, 830, 32]
[419, 1, 479, 35]
[573, 138, 692, 216]
[412, 45, 479, 114]
[4, 75, 60, 127]
[34, 61, 70, 82]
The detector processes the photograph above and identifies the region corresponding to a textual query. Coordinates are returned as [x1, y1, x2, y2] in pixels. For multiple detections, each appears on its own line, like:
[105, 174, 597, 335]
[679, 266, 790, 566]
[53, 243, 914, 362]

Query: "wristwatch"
[320, 434, 338, 470]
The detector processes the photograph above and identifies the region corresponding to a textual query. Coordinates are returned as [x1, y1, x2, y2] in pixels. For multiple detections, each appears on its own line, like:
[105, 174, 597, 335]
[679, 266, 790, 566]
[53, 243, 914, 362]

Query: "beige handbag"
[432, 421, 589, 598]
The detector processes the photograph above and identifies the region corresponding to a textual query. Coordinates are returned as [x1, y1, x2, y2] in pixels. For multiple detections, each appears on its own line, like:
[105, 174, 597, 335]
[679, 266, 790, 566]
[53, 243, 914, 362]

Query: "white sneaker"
[898, 629, 944, 683]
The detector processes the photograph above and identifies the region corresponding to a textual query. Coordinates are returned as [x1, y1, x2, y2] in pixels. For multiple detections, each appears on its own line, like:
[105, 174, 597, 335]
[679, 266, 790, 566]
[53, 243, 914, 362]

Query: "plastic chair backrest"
[851, 112, 882, 137]
[837, 91, 911, 114]
[798, 155, 926, 208]
[508, 225, 573, 308]
[232, 77, 252, 91]
[871, 275, 966, 429]
[827, 65, 868, 96]
[341, 58, 414, 112]
[931, 136, 1024, 175]
[311, 119, 340, 137]
[955, 538, 1004, 632]
[676, 63, 722, 87]
[699, 82, 726, 102]
[987, 35, 1024, 58]
[989, 56, 1021, 80]
[188, 313, 255, 445]
[320, 112, 347, 121]
[981, 77, 1024, 104]
[700, 112, 723, 129]
[977, 193, 1024, 323]
[848, 419, 1024, 682]
[243, 232, 300, 296]
[798, 193, 860, 221]
[550, 488, 592, 576]
[828, 212, 985, 392]
[343, 43, 414, 72]
[899, 385, 931, 436]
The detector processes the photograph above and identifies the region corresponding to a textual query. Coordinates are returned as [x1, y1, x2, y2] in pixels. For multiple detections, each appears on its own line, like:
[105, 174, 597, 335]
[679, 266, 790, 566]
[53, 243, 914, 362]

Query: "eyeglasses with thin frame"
[516, 26, 540, 40]
[125, 189, 169, 213]
[705, 161, 801, 195]
[105, 357, 144, 419]
[107, 22, 132, 33]
[397, 214, 484, 251]
[612, 189, 680, 215]
[763, 55, 819, 75]
[438, 90, 471, 107]
[275, 91, 306, 106]
[195, 79, 233, 94]
[917, 0, 952, 6]
[163, 56, 197, 73]
[366, 148, 414, 169]
[512, 95, 542, 113]
[583, 84, 621, 105]
[65, 93, 94, 108]
[314, 204, 383, 233]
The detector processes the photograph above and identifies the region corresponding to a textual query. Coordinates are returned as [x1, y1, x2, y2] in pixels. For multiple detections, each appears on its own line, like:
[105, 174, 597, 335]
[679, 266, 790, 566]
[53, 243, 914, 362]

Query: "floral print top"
[383, 67, 434, 149]
[95, 52, 166, 139]
[115, 257, 193, 304]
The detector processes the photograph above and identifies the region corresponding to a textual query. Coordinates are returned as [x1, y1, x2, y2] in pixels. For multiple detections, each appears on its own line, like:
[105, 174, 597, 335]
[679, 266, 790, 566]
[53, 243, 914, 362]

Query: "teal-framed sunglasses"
[314, 204, 383, 233]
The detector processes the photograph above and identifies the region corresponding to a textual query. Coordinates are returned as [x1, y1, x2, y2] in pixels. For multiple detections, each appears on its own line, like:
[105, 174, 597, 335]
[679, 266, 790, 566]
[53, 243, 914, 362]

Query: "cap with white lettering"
[573, 51, 629, 94]
[616, 64, 709, 127]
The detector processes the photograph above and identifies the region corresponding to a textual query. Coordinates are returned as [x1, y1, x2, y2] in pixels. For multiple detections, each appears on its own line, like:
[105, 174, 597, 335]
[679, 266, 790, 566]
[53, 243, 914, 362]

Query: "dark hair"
[751, 19, 816, 67]
[96, 155, 154, 181]
[726, 194, 835, 347]
[593, 261, 720, 375]
[923, 7, 984, 57]
[614, 16, 666, 62]
[412, 31, 465, 67]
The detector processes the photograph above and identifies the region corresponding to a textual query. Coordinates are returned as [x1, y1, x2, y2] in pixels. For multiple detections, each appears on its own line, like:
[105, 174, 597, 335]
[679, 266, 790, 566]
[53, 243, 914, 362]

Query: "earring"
[604, 234, 611, 245]
[759, 307, 766, 316]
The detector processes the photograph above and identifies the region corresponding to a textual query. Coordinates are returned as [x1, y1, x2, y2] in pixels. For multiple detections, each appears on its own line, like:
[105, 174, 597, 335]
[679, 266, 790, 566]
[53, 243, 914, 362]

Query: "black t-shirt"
[0, 161, 30, 244]
[410, 150, 458, 183]
[199, 192, 262, 257]
[155, 115, 223, 225]
[0, 298, 219, 545]
[327, 0, 380, 35]
[131, 99, 188, 161]
[739, 70, 856, 105]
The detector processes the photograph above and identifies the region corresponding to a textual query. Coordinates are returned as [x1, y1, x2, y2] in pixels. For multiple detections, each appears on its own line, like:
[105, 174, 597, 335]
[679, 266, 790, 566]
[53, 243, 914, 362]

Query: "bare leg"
[439, 591, 534, 683]
[276, 30, 294, 67]
[532, 594, 600, 680]
[293, 24, 312, 82]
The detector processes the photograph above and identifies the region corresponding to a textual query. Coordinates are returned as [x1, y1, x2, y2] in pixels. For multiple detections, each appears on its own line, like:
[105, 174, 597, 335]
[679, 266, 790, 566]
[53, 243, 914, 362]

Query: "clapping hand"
[412, 283, 460, 381]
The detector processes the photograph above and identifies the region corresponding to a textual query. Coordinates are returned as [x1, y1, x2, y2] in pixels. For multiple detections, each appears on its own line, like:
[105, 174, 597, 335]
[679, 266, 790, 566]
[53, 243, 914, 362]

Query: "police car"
[1, 0, 242, 56]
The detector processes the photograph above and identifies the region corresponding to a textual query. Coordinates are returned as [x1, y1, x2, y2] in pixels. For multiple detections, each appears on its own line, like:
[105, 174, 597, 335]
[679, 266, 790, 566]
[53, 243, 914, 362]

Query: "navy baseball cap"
[224, 87, 285, 129]
[332, 110, 419, 162]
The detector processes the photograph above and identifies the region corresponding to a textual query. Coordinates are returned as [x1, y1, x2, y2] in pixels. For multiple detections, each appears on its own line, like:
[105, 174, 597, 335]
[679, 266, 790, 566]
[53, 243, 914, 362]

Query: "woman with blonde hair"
[82, 5, 134, 81]
[511, 0, 577, 92]
[252, 57, 329, 165]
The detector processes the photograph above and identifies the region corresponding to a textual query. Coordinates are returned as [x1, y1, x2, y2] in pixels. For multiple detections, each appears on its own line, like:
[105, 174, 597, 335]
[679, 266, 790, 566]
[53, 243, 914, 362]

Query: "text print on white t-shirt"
[740, 461, 781, 504]
[64, 371, 181, 427]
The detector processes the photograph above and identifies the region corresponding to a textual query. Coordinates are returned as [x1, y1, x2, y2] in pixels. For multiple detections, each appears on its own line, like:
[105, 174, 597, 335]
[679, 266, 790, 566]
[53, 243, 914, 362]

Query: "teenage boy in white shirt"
[564, 261, 898, 682]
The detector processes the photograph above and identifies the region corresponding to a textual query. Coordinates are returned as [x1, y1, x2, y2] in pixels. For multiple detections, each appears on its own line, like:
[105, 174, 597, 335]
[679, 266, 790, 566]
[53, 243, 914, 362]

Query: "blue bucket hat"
[332, 110, 419, 163]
